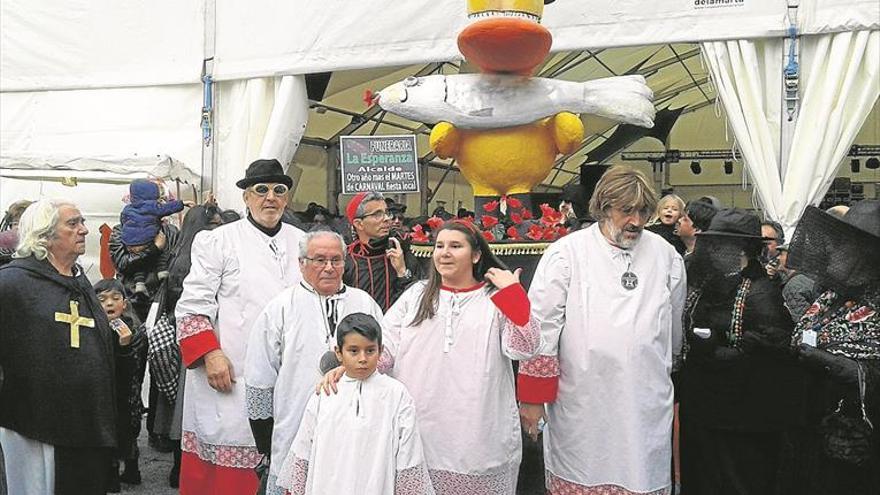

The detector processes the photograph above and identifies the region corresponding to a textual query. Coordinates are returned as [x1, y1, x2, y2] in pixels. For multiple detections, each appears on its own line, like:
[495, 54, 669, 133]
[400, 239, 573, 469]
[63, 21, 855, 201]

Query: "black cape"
[0, 256, 117, 449]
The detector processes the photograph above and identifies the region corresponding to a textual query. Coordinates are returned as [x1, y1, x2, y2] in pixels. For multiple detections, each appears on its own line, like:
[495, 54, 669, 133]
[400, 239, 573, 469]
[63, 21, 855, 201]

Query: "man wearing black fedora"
[784, 200, 880, 494]
[174, 158, 306, 494]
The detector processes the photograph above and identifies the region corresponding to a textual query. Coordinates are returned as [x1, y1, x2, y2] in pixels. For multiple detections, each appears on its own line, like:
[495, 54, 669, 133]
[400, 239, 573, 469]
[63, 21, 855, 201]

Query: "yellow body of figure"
[430, 112, 584, 196]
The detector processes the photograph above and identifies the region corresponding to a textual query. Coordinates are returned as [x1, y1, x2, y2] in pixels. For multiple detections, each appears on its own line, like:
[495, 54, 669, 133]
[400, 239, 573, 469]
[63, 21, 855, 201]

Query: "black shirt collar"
[247, 213, 282, 237]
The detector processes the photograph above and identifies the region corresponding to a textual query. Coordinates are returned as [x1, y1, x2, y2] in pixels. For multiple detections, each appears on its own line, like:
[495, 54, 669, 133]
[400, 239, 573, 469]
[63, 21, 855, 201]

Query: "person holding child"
[647, 193, 687, 255]
[119, 178, 191, 296]
[275, 313, 434, 495]
[245, 230, 383, 495]
[324, 220, 542, 494]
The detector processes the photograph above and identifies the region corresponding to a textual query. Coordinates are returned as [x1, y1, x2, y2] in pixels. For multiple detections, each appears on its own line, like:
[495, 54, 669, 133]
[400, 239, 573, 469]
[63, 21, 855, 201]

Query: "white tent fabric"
[0, 0, 204, 91]
[0, 154, 198, 184]
[212, 75, 309, 208]
[702, 30, 879, 235]
[0, 84, 204, 178]
[211, 0, 879, 81]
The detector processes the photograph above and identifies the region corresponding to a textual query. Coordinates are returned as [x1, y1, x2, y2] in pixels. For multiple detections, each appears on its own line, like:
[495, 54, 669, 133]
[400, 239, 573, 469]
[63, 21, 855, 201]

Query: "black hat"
[786, 202, 880, 292]
[697, 208, 775, 240]
[236, 159, 294, 190]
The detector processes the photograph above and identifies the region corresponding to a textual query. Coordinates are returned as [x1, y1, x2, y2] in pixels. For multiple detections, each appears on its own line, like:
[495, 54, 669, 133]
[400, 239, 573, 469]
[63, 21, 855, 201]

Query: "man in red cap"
[343, 191, 419, 311]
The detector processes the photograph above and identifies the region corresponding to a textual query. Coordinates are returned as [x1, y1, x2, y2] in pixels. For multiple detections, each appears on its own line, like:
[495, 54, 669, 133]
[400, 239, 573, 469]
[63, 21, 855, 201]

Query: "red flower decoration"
[481, 215, 499, 229]
[426, 216, 444, 231]
[482, 200, 499, 212]
[481, 230, 495, 242]
[539, 203, 563, 226]
[521, 210, 534, 220]
[507, 196, 523, 209]
[527, 224, 544, 241]
[409, 225, 430, 243]
[506, 226, 521, 240]
[510, 213, 523, 225]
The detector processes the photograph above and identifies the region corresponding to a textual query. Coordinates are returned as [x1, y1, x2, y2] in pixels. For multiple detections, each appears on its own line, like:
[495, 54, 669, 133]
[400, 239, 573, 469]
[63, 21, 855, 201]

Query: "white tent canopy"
[3, 1, 877, 90]
[1, 0, 878, 224]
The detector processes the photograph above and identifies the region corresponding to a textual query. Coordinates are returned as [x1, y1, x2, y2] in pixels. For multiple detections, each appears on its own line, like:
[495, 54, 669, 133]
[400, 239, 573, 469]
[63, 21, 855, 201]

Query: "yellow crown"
[467, 0, 544, 19]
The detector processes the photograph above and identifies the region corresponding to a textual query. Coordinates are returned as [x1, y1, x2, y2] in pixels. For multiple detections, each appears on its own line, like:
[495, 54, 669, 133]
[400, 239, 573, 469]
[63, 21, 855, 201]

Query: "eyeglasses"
[302, 257, 345, 268]
[250, 183, 289, 196]
[357, 209, 392, 221]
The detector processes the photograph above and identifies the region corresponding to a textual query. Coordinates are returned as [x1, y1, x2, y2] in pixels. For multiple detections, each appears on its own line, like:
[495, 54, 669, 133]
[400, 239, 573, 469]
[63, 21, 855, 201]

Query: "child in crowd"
[275, 313, 434, 495]
[647, 193, 687, 255]
[93, 279, 148, 490]
[120, 179, 187, 294]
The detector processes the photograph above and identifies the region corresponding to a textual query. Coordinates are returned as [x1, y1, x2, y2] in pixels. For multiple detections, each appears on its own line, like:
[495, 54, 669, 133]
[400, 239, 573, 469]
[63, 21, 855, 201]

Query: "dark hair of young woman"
[409, 220, 508, 327]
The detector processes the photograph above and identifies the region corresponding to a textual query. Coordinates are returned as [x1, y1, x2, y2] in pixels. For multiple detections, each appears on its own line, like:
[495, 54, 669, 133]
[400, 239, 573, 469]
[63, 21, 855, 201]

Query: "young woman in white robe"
[348, 220, 543, 494]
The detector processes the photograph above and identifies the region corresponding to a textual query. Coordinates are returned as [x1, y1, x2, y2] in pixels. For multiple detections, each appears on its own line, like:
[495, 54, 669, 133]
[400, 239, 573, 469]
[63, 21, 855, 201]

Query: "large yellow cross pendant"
[55, 300, 95, 348]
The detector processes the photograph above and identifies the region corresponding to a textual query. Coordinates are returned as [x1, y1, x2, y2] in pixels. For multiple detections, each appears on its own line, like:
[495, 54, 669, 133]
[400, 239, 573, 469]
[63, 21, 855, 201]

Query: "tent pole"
[200, 0, 217, 202]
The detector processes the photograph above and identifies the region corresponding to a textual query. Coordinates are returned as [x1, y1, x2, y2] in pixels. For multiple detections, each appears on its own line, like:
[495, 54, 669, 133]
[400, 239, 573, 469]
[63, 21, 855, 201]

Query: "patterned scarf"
[791, 289, 880, 360]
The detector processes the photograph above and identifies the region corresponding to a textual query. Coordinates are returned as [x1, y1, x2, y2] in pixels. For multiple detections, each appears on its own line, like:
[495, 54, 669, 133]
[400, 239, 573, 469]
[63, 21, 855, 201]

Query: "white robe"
[244, 281, 383, 493]
[276, 372, 435, 495]
[528, 225, 686, 493]
[175, 219, 305, 468]
[381, 282, 541, 494]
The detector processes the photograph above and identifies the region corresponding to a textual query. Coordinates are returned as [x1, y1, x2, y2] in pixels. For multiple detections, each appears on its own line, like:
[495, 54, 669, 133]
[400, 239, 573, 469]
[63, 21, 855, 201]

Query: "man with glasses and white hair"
[344, 191, 419, 311]
[0, 199, 127, 494]
[244, 229, 383, 495]
[518, 165, 687, 495]
[174, 159, 306, 494]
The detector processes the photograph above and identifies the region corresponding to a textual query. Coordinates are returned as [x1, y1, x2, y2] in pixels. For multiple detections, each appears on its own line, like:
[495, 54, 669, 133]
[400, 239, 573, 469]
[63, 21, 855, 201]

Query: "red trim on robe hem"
[517, 373, 559, 404]
[179, 451, 259, 495]
[180, 331, 220, 368]
[490, 283, 530, 326]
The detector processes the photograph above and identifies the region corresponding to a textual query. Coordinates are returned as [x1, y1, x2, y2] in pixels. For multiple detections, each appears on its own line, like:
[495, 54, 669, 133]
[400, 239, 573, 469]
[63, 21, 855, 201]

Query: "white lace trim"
[547, 471, 671, 495]
[181, 430, 262, 469]
[245, 385, 274, 419]
[503, 317, 541, 356]
[396, 464, 435, 495]
[266, 474, 285, 495]
[275, 455, 309, 495]
[428, 464, 517, 495]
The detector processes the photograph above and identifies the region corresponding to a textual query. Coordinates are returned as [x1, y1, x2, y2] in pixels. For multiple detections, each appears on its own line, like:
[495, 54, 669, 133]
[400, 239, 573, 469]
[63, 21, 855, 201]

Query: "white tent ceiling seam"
[0, 154, 199, 185]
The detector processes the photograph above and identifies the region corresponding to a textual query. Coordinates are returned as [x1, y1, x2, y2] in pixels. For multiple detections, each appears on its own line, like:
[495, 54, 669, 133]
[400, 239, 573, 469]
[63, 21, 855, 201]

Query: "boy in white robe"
[275, 313, 434, 495]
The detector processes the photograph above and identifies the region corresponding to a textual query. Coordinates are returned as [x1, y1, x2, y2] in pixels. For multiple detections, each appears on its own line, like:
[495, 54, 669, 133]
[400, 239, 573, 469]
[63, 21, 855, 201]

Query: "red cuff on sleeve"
[491, 283, 530, 327]
[180, 331, 220, 367]
[517, 374, 559, 404]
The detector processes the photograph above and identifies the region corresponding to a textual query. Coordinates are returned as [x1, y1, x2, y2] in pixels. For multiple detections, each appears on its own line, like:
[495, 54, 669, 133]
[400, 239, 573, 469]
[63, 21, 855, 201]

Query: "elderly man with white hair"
[245, 229, 383, 495]
[0, 199, 123, 494]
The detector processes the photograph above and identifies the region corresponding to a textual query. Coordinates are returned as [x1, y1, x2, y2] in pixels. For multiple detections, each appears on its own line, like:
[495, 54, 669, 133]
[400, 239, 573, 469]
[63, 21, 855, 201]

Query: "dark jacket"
[781, 272, 819, 322]
[120, 180, 184, 246]
[680, 262, 805, 431]
[344, 237, 419, 312]
[109, 223, 179, 298]
[647, 222, 687, 255]
[0, 257, 118, 448]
